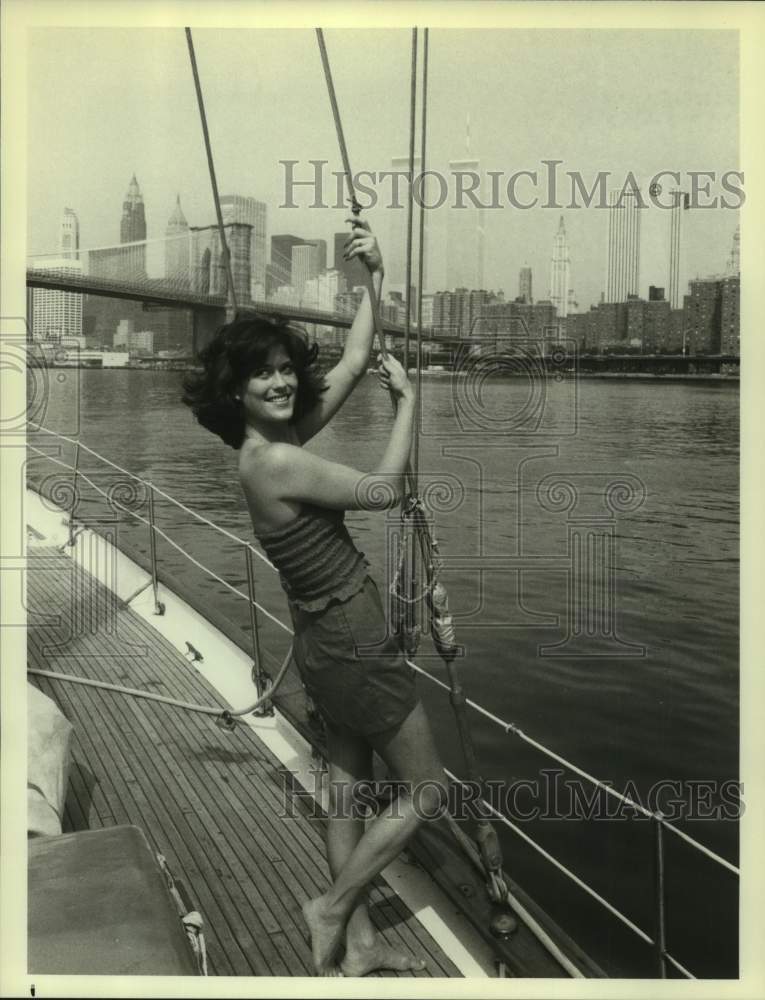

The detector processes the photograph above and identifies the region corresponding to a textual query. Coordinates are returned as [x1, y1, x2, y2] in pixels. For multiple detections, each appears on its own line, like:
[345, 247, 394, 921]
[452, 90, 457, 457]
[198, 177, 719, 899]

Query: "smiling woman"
[181, 318, 326, 449]
[180, 218, 448, 977]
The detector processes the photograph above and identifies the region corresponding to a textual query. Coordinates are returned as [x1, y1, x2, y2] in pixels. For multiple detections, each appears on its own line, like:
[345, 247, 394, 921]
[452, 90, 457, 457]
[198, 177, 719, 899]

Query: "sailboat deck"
[27, 543, 463, 978]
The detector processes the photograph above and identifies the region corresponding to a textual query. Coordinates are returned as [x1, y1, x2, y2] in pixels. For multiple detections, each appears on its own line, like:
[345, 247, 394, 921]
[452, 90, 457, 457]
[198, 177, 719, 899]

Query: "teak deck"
[27, 543, 462, 978]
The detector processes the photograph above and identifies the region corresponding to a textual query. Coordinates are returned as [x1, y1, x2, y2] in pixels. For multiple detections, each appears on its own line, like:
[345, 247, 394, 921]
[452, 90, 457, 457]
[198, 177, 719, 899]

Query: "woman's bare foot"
[302, 895, 347, 975]
[341, 931, 427, 977]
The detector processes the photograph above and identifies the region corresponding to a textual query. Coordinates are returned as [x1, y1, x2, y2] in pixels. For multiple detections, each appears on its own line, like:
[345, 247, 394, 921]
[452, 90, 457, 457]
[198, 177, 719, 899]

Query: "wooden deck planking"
[29, 610, 293, 976]
[37, 568, 334, 973]
[27, 545, 462, 979]
[41, 548, 457, 979]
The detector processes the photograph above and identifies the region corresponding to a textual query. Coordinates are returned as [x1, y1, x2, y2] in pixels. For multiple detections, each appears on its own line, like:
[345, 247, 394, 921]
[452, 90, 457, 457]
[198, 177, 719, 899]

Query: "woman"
[182, 218, 446, 977]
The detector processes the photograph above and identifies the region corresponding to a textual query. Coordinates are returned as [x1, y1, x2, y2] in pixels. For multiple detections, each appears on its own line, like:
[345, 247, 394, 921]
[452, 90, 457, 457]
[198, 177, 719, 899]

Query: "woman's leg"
[303, 701, 446, 974]
[323, 722, 377, 959]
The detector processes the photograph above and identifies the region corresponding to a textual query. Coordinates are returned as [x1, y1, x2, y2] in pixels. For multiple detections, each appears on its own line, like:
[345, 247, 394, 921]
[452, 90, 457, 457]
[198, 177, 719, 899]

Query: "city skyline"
[27, 27, 739, 311]
[33, 174, 740, 316]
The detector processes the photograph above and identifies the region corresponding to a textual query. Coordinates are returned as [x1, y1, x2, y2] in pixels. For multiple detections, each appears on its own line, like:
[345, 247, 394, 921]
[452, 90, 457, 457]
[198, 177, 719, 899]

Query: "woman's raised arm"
[293, 216, 384, 444]
[261, 353, 414, 511]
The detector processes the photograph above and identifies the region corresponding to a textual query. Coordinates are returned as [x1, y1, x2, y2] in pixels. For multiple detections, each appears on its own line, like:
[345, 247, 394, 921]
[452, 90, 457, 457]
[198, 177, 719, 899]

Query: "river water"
[27, 367, 739, 977]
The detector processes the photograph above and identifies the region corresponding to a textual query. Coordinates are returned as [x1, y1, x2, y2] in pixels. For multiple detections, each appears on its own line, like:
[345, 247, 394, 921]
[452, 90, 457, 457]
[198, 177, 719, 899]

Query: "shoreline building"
[605, 187, 641, 303]
[549, 217, 570, 323]
[432, 287, 504, 338]
[120, 174, 147, 278]
[164, 195, 190, 289]
[221, 195, 267, 301]
[30, 258, 84, 342]
[518, 265, 533, 304]
[30, 208, 83, 341]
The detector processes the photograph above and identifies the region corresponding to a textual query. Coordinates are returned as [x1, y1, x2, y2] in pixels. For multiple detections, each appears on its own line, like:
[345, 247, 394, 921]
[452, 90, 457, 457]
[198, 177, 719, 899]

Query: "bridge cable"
[185, 27, 238, 315]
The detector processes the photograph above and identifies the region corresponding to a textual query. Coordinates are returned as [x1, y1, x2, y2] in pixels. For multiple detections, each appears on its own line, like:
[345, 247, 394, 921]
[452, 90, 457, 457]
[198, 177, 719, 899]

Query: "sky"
[27, 26, 739, 309]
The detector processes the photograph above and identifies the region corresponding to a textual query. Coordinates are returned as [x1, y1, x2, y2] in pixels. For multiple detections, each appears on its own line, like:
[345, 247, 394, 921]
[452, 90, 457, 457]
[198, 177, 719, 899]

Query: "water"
[28, 368, 739, 977]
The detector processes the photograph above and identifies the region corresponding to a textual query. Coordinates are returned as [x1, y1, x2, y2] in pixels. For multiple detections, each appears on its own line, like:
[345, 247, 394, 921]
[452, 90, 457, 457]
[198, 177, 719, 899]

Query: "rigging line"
[412, 26, 429, 490]
[27, 450, 292, 635]
[27, 427, 277, 568]
[442, 767, 656, 948]
[409, 658, 738, 876]
[403, 27, 418, 372]
[666, 953, 696, 980]
[28, 644, 294, 722]
[441, 813, 584, 977]
[314, 27, 387, 361]
[184, 27, 238, 315]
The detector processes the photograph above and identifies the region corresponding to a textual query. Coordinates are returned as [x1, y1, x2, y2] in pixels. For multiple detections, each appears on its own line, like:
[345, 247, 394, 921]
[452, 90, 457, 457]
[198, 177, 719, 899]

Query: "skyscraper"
[270, 234, 306, 288]
[518, 266, 533, 304]
[446, 118, 485, 292]
[549, 217, 570, 321]
[30, 259, 83, 342]
[667, 190, 688, 309]
[190, 223, 252, 303]
[334, 231, 363, 290]
[292, 243, 323, 299]
[446, 166, 485, 290]
[120, 174, 147, 277]
[60, 208, 80, 259]
[386, 155, 425, 293]
[605, 188, 641, 303]
[220, 195, 267, 299]
[165, 195, 190, 288]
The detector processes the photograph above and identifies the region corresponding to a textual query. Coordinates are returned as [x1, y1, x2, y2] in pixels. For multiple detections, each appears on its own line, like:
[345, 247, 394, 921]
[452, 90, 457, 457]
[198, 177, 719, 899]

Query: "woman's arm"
[294, 217, 384, 444]
[259, 355, 414, 511]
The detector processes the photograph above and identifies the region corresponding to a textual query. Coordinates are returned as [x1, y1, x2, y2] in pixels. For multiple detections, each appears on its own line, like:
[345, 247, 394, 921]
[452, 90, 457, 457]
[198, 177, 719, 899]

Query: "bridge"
[26, 234, 414, 348]
[27, 238, 741, 374]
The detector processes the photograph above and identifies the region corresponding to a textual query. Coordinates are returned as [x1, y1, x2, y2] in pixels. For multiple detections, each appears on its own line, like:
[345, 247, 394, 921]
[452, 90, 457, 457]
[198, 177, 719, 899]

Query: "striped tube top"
[255, 503, 370, 612]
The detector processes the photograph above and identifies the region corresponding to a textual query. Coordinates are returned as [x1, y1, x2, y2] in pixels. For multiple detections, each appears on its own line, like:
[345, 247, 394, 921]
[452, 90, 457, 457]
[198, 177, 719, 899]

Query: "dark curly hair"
[181, 313, 327, 449]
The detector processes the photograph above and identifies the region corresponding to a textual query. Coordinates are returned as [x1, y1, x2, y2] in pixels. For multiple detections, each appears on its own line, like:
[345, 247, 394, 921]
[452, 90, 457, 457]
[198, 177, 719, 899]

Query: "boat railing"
[26, 422, 738, 979]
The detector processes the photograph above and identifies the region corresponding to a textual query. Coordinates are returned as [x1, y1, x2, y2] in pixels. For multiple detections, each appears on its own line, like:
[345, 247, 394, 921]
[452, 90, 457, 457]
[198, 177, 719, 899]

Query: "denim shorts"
[288, 575, 418, 737]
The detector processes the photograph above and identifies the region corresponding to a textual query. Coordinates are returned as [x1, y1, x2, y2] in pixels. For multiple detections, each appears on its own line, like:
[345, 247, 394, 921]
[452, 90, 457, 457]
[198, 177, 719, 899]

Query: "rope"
[27, 644, 294, 724]
[408, 659, 738, 876]
[184, 27, 238, 314]
[314, 27, 387, 361]
[403, 27, 418, 371]
[412, 27, 429, 489]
